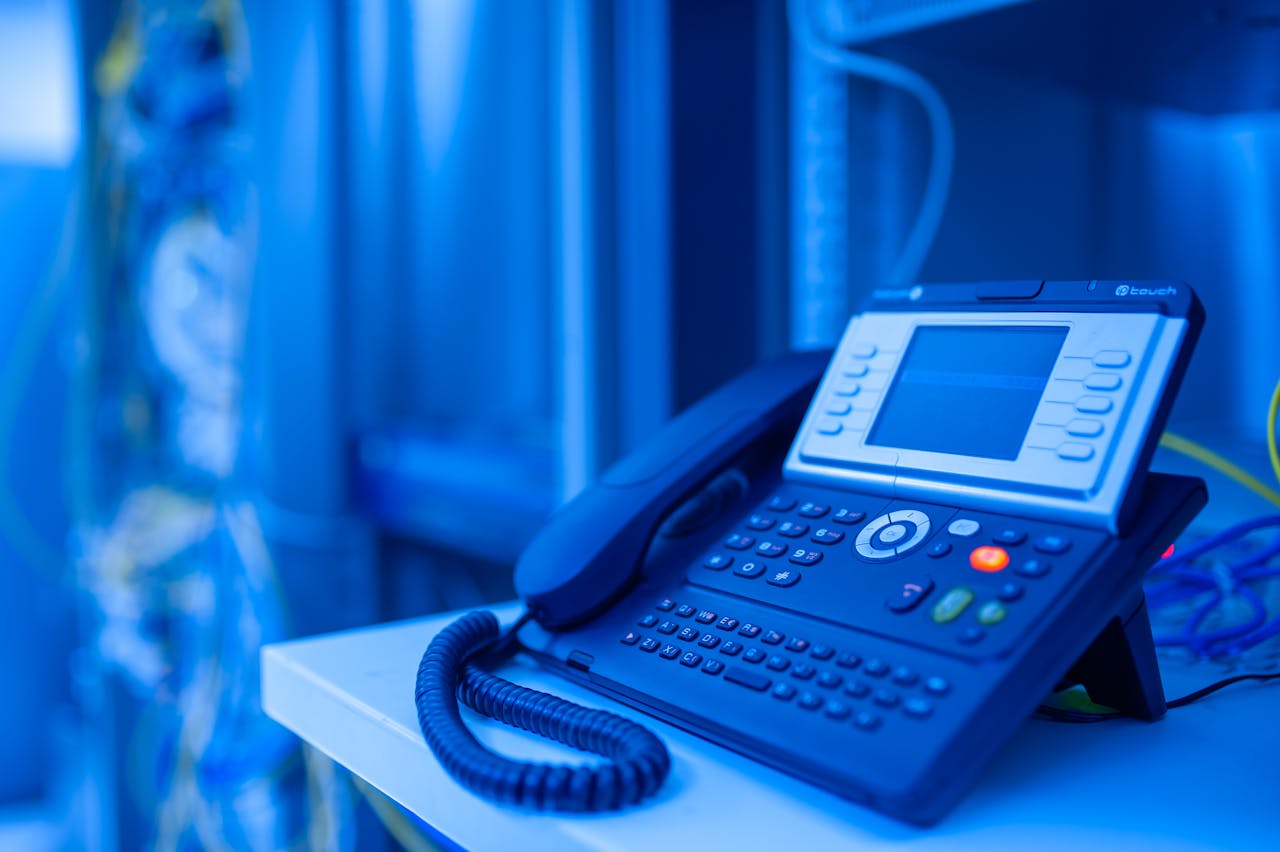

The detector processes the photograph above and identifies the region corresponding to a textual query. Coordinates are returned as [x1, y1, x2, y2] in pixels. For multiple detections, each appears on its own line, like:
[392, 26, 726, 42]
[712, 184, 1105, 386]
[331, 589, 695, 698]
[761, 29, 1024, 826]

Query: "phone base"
[1063, 593, 1166, 720]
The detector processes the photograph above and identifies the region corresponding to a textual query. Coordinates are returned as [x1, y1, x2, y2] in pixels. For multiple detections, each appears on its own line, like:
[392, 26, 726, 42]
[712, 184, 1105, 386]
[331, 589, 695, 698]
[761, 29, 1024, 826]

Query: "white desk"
[262, 603, 1279, 851]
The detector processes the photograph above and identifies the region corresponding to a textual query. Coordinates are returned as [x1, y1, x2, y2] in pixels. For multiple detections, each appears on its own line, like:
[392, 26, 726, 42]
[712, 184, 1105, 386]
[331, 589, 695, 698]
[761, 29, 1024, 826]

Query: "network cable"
[786, 0, 955, 288]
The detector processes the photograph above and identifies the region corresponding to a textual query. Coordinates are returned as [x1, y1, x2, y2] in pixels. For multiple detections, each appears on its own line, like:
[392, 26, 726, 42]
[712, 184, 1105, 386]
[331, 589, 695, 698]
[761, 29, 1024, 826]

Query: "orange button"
[969, 546, 1010, 573]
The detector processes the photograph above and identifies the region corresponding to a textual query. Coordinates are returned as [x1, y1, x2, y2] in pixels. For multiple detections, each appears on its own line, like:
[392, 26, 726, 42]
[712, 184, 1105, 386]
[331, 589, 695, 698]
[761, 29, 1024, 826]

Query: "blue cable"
[787, 0, 954, 288]
[415, 611, 670, 812]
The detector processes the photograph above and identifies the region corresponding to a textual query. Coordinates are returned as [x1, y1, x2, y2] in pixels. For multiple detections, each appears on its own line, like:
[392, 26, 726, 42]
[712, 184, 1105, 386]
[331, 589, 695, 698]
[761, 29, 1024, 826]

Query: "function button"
[767, 495, 797, 512]
[1016, 559, 1051, 578]
[677, 626, 700, 642]
[762, 630, 785, 646]
[854, 711, 882, 731]
[771, 682, 797, 701]
[724, 666, 770, 692]
[791, 664, 817, 681]
[1033, 534, 1072, 555]
[621, 631, 641, 645]
[734, 560, 766, 579]
[798, 502, 830, 519]
[1093, 350, 1131, 368]
[716, 616, 740, 631]
[743, 647, 767, 664]
[659, 644, 681, 660]
[1057, 442, 1095, 462]
[777, 521, 809, 538]
[876, 523, 910, 546]
[675, 604, 697, 618]
[720, 641, 743, 656]
[817, 671, 844, 690]
[843, 680, 871, 700]
[679, 652, 703, 667]
[767, 568, 802, 587]
[1066, 418, 1105, 438]
[836, 651, 863, 670]
[702, 659, 725, 675]
[948, 518, 981, 538]
[863, 659, 889, 678]
[992, 528, 1026, 546]
[817, 419, 844, 435]
[695, 609, 717, 624]
[797, 692, 824, 711]
[1084, 373, 1123, 391]
[850, 342, 878, 359]
[969, 546, 1010, 573]
[657, 620, 678, 635]
[890, 667, 918, 687]
[810, 644, 835, 661]
[832, 509, 865, 525]
[957, 626, 986, 645]
[843, 362, 870, 378]
[1075, 396, 1113, 415]
[997, 581, 1025, 602]
[932, 587, 975, 624]
[656, 598, 676, 611]
[766, 655, 791, 672]
[826, 401, 853, 416]
[903, 698, 934, 719]
[924, 676, 951, 695]
[811, 528, 845, 545]
[887, 577, 935, 613]
[785, 637, 811, 653]
[726, 534, 756, 551]
[639, 637, 661, 653]
[872, 689, 901, 709]
[638, 614, 659, 628]
[697, 633, 721, 649]
[833, 381, 861, 398]
[926, 540, 952, 559]
[977, 601, 1007, 625]
[788, 549, 823, 566]
[824, 700, 852, 721]
[703, 553, 733, 571]
[756, 541, 787, 558]
[738, 623, 762, 638]
[746, 514, 776, 531]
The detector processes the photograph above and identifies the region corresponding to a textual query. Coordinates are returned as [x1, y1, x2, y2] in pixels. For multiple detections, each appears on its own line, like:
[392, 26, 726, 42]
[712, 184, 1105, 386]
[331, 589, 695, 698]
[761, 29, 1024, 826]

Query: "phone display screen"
[867, 326, 1068, 461]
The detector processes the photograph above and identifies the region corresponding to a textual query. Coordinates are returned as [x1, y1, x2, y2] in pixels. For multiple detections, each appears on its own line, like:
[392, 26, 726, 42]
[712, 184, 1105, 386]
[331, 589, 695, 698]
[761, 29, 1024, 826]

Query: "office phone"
[416, 279, 1206, 825]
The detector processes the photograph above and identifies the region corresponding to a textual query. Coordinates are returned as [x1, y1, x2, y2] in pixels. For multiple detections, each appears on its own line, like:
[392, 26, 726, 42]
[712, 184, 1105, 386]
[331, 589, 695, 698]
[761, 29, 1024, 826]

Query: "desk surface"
[263, 603, 1279, 852]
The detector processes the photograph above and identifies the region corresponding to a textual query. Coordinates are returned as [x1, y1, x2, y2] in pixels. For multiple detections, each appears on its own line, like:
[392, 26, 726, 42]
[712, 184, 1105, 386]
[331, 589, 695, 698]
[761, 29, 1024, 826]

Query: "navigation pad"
[855, 510, 932, 560]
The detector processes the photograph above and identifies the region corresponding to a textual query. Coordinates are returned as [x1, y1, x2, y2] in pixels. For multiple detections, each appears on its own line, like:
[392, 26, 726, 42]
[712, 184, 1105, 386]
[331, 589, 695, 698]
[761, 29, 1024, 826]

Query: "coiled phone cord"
[414, 610, 671, 811]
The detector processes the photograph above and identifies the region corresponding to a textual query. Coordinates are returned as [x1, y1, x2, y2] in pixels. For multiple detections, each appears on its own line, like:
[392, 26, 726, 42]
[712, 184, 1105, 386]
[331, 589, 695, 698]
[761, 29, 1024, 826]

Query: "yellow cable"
[1160, 431, 1280, 510]
[1267, 377, 1280, 489]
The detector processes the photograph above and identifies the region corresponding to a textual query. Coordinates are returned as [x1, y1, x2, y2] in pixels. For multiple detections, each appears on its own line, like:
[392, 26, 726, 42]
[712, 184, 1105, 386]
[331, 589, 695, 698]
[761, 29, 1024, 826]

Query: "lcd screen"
[867, 326, 1068, 461]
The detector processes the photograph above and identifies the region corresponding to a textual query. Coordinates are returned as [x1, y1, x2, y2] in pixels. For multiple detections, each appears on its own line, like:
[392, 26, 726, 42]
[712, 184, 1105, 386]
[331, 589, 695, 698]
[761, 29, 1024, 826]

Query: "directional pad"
[855, 509, 932, 561]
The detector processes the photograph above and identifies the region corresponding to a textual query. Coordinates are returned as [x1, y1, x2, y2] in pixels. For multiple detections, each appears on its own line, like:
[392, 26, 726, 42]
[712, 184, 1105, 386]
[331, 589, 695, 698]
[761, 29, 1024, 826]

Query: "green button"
[977, 601, 1007, 625]
[931, 587, 974, 624]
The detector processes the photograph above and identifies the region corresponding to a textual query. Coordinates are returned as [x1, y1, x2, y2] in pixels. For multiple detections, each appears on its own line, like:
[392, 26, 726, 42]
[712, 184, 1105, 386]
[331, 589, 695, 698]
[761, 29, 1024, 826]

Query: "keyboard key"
[756, 541, 787, 558]
[810, 644, 835, 661]
[677, 627, 699, 642]
[656, 598, 676, 611]
[738, 623, 762, 638]
[762, 630, 785, 645]
[926, 540, 952, 559]
[702, 659, 725, 675]
[703, 553, 733, 571]
[777, 521, 809, 538]
[891, 667, 918, 687]
[675, 604, 696, 618]
[659, 644, 680, 660]
[771, 682, 797, 701]
[720, 641, 743, 657]
[788, 549, 823, 566]
[621, 631, 641, 645]
[638, 614, 659, 627]
[746, 514, 776, 531]
[997, 582, 1024, 602]
[765, 655, 790, 672]
[767, 567, 801, 587]
[716, 616, 740, 631]
[872, 689, 900, 708]
[1033, 534, 1072, 555]
[1016, 559, 1051, 578]
[924, 676, 950, 695]
[657, 620, 677, 635]
[726, 534, 756, 551]
[798, 502, 830, 518]
[767, 495, 797, 512]
[863, 659, 889, 678]
[785, 637, 811, 653]
[832, 509, 865, 525]
[993, 528, 1027, 546]
[836, 652, 862, 669]
[724, 666, 770, 691]
[743, 647, 766, 664]
[679, 652, 703, 668]
[824, 700, 852, 720]
[639, 637, 661, 653]
[817, 671, 843, 690]
[733, 560, 765, 579]
[854, 711, 882, 731]
[697, 633, 721, 649]
[797, 692, 823, 710]
[903, 698, 934, 719]
[811, 528, 845, 545]
[791, 664, 817, 681]
[695, 609, 717, 624]
[843, 680, 870, 700]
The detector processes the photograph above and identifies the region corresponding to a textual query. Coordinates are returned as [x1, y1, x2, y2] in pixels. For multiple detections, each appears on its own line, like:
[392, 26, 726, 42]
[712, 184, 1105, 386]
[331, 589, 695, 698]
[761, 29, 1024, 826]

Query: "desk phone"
[417, 280, 1206, 825]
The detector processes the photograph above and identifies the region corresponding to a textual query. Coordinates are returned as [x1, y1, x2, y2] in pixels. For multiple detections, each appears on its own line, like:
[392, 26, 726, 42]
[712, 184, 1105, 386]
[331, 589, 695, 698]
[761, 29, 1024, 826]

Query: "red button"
[969, 546, 1010, 573]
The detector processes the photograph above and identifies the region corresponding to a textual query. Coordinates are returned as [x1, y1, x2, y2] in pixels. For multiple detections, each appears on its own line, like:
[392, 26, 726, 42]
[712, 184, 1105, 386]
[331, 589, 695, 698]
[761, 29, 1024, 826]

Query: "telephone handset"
[416, 280, 1207, 824]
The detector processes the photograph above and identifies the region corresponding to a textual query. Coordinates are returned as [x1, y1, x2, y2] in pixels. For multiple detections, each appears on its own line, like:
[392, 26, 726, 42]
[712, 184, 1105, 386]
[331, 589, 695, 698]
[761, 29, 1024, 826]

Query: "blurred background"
[2, 0, 1279, 848]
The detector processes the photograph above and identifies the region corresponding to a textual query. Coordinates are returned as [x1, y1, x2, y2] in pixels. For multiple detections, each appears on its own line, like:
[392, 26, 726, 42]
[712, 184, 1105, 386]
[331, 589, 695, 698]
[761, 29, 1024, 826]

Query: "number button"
[811, 528, 845, 545]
